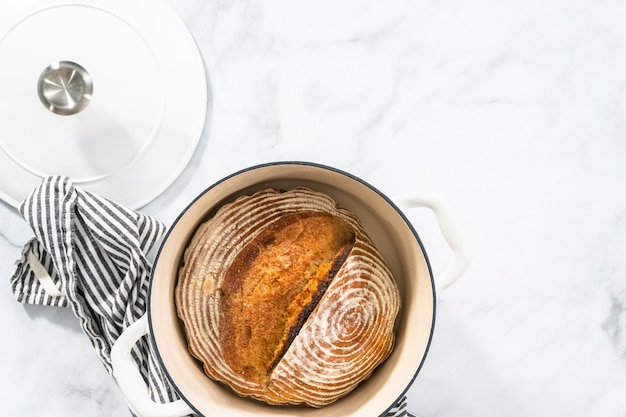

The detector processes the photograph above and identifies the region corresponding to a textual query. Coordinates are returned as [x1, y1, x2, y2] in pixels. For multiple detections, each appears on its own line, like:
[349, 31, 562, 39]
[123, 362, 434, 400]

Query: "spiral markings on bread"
[175, 188, 400, 407]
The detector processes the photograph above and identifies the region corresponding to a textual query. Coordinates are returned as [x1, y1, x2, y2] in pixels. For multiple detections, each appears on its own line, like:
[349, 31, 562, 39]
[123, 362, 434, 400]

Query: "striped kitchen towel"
[10, 175, 411, 417]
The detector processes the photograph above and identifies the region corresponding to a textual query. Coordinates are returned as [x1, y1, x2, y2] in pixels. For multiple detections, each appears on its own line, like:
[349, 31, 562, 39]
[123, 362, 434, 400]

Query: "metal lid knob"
[37, 61, 93, 115]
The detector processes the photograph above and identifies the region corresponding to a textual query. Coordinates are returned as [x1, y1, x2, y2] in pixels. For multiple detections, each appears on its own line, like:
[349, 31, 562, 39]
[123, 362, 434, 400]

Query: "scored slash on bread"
[175, 188, 400, 407]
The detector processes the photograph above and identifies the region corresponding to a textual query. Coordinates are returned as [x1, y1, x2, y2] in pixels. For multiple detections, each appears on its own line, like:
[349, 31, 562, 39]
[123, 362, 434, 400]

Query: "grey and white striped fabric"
[10, 175, 410, 417]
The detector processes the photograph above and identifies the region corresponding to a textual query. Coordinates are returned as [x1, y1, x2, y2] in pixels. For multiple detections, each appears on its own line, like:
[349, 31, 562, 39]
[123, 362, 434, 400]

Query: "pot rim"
[147, 160, 437, 416]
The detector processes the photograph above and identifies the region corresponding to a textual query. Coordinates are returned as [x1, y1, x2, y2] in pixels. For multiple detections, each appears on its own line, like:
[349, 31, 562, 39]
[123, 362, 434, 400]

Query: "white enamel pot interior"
[112, 161, 470, 417]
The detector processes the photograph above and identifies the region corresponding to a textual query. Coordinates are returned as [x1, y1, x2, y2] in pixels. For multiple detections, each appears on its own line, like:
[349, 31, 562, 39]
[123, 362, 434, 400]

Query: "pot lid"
[0, 0, 208, 209]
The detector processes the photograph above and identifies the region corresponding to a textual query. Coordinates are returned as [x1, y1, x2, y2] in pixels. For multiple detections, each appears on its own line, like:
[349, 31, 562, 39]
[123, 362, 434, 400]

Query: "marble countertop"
[2, 0, 626, 415]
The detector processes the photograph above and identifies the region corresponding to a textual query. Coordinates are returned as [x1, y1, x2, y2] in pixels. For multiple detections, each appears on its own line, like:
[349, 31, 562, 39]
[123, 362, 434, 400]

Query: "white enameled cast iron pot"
[111, 162, 470, 417]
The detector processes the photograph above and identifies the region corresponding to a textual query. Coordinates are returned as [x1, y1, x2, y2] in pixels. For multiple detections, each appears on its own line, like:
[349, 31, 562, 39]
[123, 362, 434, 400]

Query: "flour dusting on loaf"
[175, 188, 400, 407]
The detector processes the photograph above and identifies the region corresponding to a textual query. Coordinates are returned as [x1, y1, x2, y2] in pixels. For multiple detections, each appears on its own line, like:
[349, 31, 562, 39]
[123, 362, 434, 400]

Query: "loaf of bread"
[175, 188, 400, 407]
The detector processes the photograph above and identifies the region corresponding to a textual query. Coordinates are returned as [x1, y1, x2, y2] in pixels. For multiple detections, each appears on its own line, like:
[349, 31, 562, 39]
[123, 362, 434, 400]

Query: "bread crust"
[175, 188, 400, 407]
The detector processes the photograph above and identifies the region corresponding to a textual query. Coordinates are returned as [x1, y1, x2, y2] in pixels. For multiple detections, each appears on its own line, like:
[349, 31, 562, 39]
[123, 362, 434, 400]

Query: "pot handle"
[111, 314, 195, 417]
[395, 193, 470, 291]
